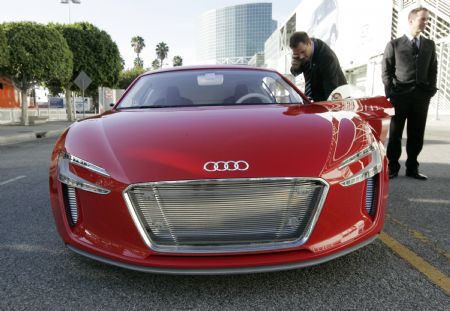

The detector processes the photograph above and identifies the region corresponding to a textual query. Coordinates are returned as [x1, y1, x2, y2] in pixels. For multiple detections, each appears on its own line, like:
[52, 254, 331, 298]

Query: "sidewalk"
[425, 114, 450, 128]
[423, 115, 450, 139]
[0, 115, 448, 146]
[0, 121, 73, 145]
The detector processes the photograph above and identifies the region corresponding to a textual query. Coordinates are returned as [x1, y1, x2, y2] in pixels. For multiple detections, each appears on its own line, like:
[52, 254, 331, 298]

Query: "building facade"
[248, 52, 265, 67]
[261, 0, 449, 115]
[263, 0, 393, 95]
[0, 77, 20, 109]
[392, 0, 450, 116]
[197, 3, 277, 65]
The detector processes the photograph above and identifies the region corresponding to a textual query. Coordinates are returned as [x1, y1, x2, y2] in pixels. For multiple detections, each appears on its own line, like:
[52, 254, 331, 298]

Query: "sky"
[0, 0, 301, 69]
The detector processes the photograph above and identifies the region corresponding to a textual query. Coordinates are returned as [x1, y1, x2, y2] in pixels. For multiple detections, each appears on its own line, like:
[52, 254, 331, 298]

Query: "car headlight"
[58, 152, 110, 194]
[339, 142, 382, 187]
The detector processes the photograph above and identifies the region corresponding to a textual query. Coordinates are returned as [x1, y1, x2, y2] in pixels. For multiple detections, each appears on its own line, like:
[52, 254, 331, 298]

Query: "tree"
[0, 27, 9, 68]
[118, 67, 145, 89]
[133, 57, 144, 68]
[155, 42, 169, 69]
[151, 59, 160, 70]
[172, 55, 183, 67]
[0, 22, 73, 125]
[131, 36, 145, 69]
[51, 22, 123, 119]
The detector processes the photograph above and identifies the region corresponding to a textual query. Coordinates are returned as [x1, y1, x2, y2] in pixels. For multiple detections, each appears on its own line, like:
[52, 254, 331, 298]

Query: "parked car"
[49, 65, 392, 274]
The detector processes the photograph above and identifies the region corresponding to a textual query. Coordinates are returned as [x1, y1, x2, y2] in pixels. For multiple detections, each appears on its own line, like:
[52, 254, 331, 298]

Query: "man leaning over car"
[289, 31, 347, 102]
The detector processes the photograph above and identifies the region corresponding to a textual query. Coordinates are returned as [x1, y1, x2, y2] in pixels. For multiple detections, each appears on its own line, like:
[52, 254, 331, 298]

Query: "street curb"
[0, 128, 66, 146]
[0, 132, 36, 145]
[45, 128, 67, 138]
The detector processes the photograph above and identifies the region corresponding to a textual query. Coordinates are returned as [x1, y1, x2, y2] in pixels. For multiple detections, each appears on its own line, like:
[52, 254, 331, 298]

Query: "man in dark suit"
[290, 31, 347, 102]
[382, 7, 437, 180]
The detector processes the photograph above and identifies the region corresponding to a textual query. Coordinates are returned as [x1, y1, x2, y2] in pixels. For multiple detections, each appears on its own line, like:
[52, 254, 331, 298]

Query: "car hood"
[65, 105, 362, 184]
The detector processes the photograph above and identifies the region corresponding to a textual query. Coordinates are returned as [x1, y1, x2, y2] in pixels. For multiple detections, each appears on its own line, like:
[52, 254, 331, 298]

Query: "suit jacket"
[382, 35, 438, 98]
[290, 38, 347, 102]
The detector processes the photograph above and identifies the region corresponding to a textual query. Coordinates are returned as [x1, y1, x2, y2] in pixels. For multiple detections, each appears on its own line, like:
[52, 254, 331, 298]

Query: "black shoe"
[389, 170, 398, 179]
[405, 171, 428, 180]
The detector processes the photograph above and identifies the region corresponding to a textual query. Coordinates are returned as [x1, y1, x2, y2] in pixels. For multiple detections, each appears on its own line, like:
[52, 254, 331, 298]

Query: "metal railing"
[216, 56, 254, 65]
[402, 0, 416, 8]
[425, 0, 450, 18]
[432, 38, 450, 118]
[391, 7, 399, 40]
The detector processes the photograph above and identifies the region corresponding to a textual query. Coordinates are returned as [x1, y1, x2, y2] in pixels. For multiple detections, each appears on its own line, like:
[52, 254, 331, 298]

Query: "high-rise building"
[197, 3, 277, 65]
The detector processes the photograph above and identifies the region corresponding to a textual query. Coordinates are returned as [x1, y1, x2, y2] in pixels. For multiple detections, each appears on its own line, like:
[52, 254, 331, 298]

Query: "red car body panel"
[49, 66, 392, 274]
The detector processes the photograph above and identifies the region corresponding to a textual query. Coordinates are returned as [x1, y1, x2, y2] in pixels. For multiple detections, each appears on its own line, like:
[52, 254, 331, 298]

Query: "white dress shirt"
[406, 33, 421, 49]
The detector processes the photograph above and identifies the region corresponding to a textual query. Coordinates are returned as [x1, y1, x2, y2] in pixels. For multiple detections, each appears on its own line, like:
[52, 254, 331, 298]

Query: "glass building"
[197, 3, 277, 65]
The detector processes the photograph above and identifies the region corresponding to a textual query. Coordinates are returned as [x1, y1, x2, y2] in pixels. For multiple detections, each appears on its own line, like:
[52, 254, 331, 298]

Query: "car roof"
[142, 65, 278, 76]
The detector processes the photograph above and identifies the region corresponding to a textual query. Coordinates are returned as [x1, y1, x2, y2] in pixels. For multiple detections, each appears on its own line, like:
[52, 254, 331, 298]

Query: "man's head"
[408, 7, 429, 36]
[290, 32, 313, 62]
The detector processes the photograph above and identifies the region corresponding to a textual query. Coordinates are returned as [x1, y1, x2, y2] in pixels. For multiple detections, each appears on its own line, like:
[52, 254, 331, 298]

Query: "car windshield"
[117, 69, 304, 108]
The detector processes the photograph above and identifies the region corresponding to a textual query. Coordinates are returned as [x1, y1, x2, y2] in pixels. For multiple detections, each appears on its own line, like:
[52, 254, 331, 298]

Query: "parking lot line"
[0, 175, 26, 186]
[380, 232, 450, 295]
[408, 198, 450, 205]
[386, 214, 450, 260]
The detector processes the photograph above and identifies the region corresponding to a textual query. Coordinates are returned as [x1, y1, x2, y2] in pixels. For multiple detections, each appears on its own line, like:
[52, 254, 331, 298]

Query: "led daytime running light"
[339, 143, 382, 187]
[58, 153, 110, 194]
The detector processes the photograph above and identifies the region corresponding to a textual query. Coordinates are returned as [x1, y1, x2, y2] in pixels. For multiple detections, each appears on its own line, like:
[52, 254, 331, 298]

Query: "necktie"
[411, 38, 419, 56]
[303, 62, 313, 100]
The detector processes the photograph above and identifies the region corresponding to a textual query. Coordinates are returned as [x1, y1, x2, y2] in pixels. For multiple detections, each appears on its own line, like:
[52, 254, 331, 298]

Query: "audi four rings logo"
[203, 161, 250, 172]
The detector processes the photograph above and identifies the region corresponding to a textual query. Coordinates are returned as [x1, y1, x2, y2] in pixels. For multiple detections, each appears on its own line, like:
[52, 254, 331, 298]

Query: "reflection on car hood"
[65, 105, 362, 184]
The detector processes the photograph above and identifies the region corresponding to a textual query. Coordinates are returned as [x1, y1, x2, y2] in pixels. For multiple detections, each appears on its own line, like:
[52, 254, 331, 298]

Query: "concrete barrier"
[0, 108, 68, 124]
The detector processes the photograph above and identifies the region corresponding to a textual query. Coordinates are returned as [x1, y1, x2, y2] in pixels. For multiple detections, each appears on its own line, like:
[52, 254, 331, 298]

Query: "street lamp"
[60, 0, 81, 24]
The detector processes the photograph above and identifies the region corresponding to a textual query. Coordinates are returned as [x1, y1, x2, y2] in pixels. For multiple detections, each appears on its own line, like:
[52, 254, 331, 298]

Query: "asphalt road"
[0, 125, 449, 310]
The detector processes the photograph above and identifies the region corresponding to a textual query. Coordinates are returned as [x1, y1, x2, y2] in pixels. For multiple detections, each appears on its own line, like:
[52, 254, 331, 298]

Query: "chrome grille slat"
[365, 174, 379, 216]
[65, 186, 78, 225]
[124, 178, 328, 253]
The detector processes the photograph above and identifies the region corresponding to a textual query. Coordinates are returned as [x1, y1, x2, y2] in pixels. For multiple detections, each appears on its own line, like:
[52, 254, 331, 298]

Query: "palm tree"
[172, 55, 183, 67]
[134, 57, 144, 68]
[131, 36, 145, 68]
[155, 42, 169, 69]
[151, 59, 160, 70]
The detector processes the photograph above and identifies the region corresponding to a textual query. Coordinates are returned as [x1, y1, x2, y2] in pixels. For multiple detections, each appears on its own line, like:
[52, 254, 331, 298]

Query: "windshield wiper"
[117, 105, 160, 109]
[119, 105, 204, 109]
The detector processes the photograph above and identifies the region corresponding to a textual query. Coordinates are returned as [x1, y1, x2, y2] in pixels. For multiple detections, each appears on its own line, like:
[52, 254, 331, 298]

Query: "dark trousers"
[387, 88, 431, 173]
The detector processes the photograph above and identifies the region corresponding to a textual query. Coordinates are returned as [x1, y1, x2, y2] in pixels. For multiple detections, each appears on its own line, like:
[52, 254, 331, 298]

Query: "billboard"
[291, 0, 392, 69]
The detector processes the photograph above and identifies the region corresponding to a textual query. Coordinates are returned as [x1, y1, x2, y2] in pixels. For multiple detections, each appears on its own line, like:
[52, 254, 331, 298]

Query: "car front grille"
[124, 178, 328, 253]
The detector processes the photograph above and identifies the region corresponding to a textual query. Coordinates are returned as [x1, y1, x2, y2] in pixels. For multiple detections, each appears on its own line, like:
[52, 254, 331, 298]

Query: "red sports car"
[49, 66, 393, 274]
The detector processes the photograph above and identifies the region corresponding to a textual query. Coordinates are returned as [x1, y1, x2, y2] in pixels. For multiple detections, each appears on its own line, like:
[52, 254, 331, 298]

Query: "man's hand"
[291, 54, 301, 70]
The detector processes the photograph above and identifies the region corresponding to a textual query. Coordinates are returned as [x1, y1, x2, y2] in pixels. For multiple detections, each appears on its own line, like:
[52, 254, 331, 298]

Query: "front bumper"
[67, 235, 378, 275]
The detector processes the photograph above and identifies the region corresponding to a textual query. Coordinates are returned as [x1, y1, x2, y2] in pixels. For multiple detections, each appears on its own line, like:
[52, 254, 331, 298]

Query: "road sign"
[73, 71, 92, 118]
[74, 70, 92, 91]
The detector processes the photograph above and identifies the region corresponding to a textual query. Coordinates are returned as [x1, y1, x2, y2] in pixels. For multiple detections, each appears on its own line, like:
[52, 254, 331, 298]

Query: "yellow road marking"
[380, 232, 450, 295]
[386, 214, 449, 260]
